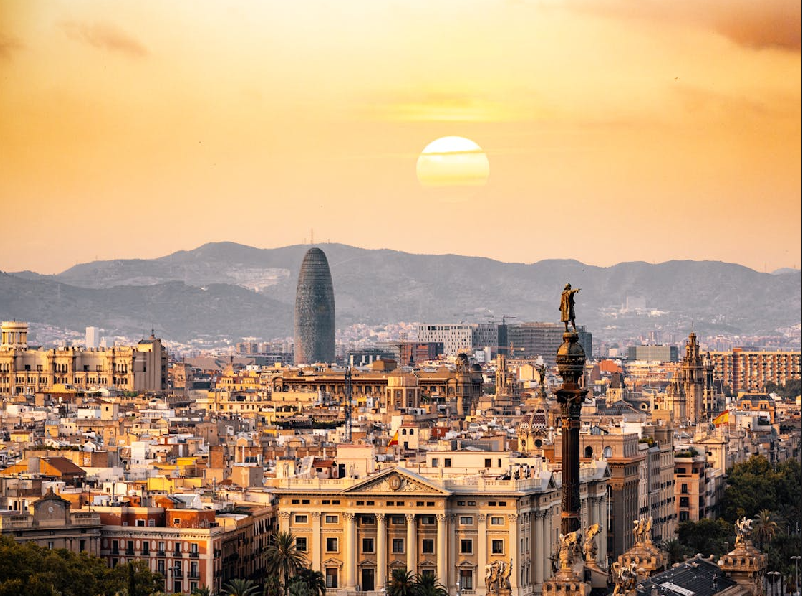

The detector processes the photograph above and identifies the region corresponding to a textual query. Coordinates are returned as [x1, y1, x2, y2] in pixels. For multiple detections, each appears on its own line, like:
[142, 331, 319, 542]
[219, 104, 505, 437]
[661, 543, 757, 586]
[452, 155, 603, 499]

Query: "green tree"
[262, 574, 281, 596]
[386, 568, 415, 596]
[264, 531, 308, 596]
[662, 540, 687, 566]
[224, 578, 261, 596]
[722, 455, 777, 522]
[292, 568, 326, 596]
[192, 586, 211, 596]
[413, 573, 448, 596]
[753, 510, 778, 551]
[0, 537, 161, 596]
[677, 518, 734, 559]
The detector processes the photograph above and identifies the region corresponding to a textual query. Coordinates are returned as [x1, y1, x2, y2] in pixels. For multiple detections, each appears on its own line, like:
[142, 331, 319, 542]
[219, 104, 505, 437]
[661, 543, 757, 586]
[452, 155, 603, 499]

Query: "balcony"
[189, 551, 200, 558]
[157, 550, 166, 557]
[188, 572, 201, 579]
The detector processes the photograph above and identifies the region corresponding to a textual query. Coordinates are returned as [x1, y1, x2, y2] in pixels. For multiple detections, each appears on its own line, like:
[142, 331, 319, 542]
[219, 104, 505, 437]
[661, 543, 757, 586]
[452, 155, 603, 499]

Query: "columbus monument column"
[555, 283, 587, 536]
[543, 284, 590, 596]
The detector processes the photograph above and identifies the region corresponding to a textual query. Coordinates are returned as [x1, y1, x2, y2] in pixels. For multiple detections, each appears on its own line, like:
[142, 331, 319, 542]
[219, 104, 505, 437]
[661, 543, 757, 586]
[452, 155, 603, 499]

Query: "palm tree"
[413, 573, 448, 596]
[387, 568, 416, 596]
[192, 587, 211, 596]
[225, 578, 261, 596]
[264, 531, 309, 595]
[295, 568, 326, 596]
[662, 540, 686, 566]
[263, 573, 281, 596]
[753, 509, 778, 550]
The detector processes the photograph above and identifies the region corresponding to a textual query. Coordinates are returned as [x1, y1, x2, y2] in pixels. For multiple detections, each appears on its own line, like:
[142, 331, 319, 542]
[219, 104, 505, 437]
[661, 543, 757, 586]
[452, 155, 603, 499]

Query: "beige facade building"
[709, 348, 801, 393]
[0, 488, 101, 554]
[0, 322, 168, 398]
[274, 465, 609, 596]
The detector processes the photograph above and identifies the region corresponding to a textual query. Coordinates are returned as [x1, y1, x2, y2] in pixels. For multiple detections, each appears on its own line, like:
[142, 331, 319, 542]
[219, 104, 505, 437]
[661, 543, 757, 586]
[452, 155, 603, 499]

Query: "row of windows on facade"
[432, 457, 508, 468]
[0, 364, 129, 373]
[322, 566, 477, 589]
[108, 539, 200, 556]
[292, 513, 509, 526]
[298, 535, 506, 556]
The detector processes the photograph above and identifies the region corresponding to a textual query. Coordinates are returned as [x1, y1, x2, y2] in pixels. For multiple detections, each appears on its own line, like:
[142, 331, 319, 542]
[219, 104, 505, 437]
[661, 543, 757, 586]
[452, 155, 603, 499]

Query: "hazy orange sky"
[1, 0, 800, 274]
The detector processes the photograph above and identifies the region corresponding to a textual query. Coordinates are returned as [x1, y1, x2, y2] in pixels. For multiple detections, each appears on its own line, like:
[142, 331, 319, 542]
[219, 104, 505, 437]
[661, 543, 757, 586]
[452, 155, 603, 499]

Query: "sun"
[416, 136, 490, 188]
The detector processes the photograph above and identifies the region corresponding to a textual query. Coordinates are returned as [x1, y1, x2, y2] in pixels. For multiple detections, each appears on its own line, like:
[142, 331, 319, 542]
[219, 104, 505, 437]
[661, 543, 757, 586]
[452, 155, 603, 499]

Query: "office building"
[294, 248, 336, 365]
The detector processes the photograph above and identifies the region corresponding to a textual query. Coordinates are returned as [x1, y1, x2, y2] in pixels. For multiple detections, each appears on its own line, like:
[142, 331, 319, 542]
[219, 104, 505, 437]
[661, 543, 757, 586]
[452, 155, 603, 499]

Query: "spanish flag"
[713, 411, 729, 426]
[388, 431, 399, 447]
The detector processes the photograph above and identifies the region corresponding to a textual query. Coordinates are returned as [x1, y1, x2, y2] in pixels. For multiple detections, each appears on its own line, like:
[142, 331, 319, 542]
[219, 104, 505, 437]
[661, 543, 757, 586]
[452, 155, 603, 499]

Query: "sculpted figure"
[612, 561, 638, 596]
[485, 561, 501, 593]
[643, 517, 653, 544]
[501, 559, 513, 589]
[583, 523, 601, 563]
[735, 517, 753, 546]
[559, 283, 581, 332]
[558, 531, 580, 570]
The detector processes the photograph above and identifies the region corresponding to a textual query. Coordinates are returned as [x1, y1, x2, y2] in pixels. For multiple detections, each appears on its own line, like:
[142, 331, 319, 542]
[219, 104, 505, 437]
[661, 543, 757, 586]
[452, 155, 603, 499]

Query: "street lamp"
[790, 556, 801, 596]
[767, 571, 781, 596]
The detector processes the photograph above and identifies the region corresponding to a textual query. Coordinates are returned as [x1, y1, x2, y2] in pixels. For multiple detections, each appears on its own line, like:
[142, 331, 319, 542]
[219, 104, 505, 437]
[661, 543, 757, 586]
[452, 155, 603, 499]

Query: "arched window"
[603, 446, 613, 458]
[584, 446, 593, 459]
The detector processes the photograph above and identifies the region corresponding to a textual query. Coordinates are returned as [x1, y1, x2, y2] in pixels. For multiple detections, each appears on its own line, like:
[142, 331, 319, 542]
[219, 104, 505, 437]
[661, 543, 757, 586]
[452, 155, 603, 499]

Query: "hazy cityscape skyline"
[0, 3, 800, 595]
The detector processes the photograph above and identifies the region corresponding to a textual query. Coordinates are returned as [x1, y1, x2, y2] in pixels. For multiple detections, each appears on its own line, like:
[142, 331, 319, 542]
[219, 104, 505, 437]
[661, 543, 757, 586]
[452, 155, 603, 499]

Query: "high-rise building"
[709, 349, 801, 393]
[507, 322, 592, 365]
[85, 326, 100, 349]
[625, 345, 678, 362]
[294, 247, 335, 365]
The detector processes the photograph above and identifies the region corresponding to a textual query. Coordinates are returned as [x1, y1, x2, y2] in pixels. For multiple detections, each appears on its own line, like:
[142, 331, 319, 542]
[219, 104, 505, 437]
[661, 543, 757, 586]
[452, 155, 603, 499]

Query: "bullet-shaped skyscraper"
[294, 247, 335, 364]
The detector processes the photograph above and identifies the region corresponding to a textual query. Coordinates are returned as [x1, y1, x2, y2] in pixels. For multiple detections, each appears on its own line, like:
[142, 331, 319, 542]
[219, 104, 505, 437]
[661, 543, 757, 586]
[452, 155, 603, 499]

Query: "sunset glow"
[0, 0, 799, 272]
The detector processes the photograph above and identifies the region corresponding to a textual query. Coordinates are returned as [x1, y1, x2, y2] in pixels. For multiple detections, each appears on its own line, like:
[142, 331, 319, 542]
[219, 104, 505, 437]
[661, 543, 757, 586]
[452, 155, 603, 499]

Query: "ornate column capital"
[437, 513, 447, 523]
[405, 513, 416, 522]
[312, 511, 322, 519]
[376, 512, 386, 521]
[343, 512, 356, 521]
[278, 511, 291, 519]
[507, 513, 519, 522]
[477, 513, 487, 523]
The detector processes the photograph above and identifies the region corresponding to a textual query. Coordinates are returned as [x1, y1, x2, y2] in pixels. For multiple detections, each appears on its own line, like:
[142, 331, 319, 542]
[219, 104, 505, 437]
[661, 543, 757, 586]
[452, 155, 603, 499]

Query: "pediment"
[323, 558, 343, 568]
[344, 467, 451, 496]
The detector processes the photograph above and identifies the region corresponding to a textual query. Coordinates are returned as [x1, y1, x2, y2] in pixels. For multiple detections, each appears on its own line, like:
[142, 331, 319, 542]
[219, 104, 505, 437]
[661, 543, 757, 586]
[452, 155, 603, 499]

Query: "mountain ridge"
[3, 242, 800, 342]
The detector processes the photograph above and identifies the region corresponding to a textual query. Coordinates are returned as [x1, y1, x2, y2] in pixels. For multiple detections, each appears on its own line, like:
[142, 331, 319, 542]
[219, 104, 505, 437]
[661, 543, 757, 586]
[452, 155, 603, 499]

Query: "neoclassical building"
[274, 464, 609, 596]
[0, 321, 168, 398]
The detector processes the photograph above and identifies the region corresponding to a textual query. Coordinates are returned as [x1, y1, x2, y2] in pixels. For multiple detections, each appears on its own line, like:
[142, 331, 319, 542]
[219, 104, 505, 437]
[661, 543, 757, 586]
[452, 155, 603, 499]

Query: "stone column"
[345, 513, 357, 589]
[449, 515, 457, 591]
[508, 514, 519, 592]
[545, 509, 553, 580]
[477, 514, 488, 596]
[312, 512, 322, 571]
[555, 331, 588, 536]
[406, 513, 417, 573]
[377, 514, 387, 590]
[600, 495, 608, 565]
[534, 511, 545, 588]
[437, 514, 448, 589]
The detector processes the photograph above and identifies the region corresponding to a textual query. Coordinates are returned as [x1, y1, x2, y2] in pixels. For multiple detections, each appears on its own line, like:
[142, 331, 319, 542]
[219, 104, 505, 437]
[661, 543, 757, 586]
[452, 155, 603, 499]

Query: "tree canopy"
[0, 536, 162, 596]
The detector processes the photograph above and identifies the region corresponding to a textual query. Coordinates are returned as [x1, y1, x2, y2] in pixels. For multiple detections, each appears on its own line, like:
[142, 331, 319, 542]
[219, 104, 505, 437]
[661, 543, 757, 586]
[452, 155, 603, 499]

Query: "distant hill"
[3, 242, 800, 342]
